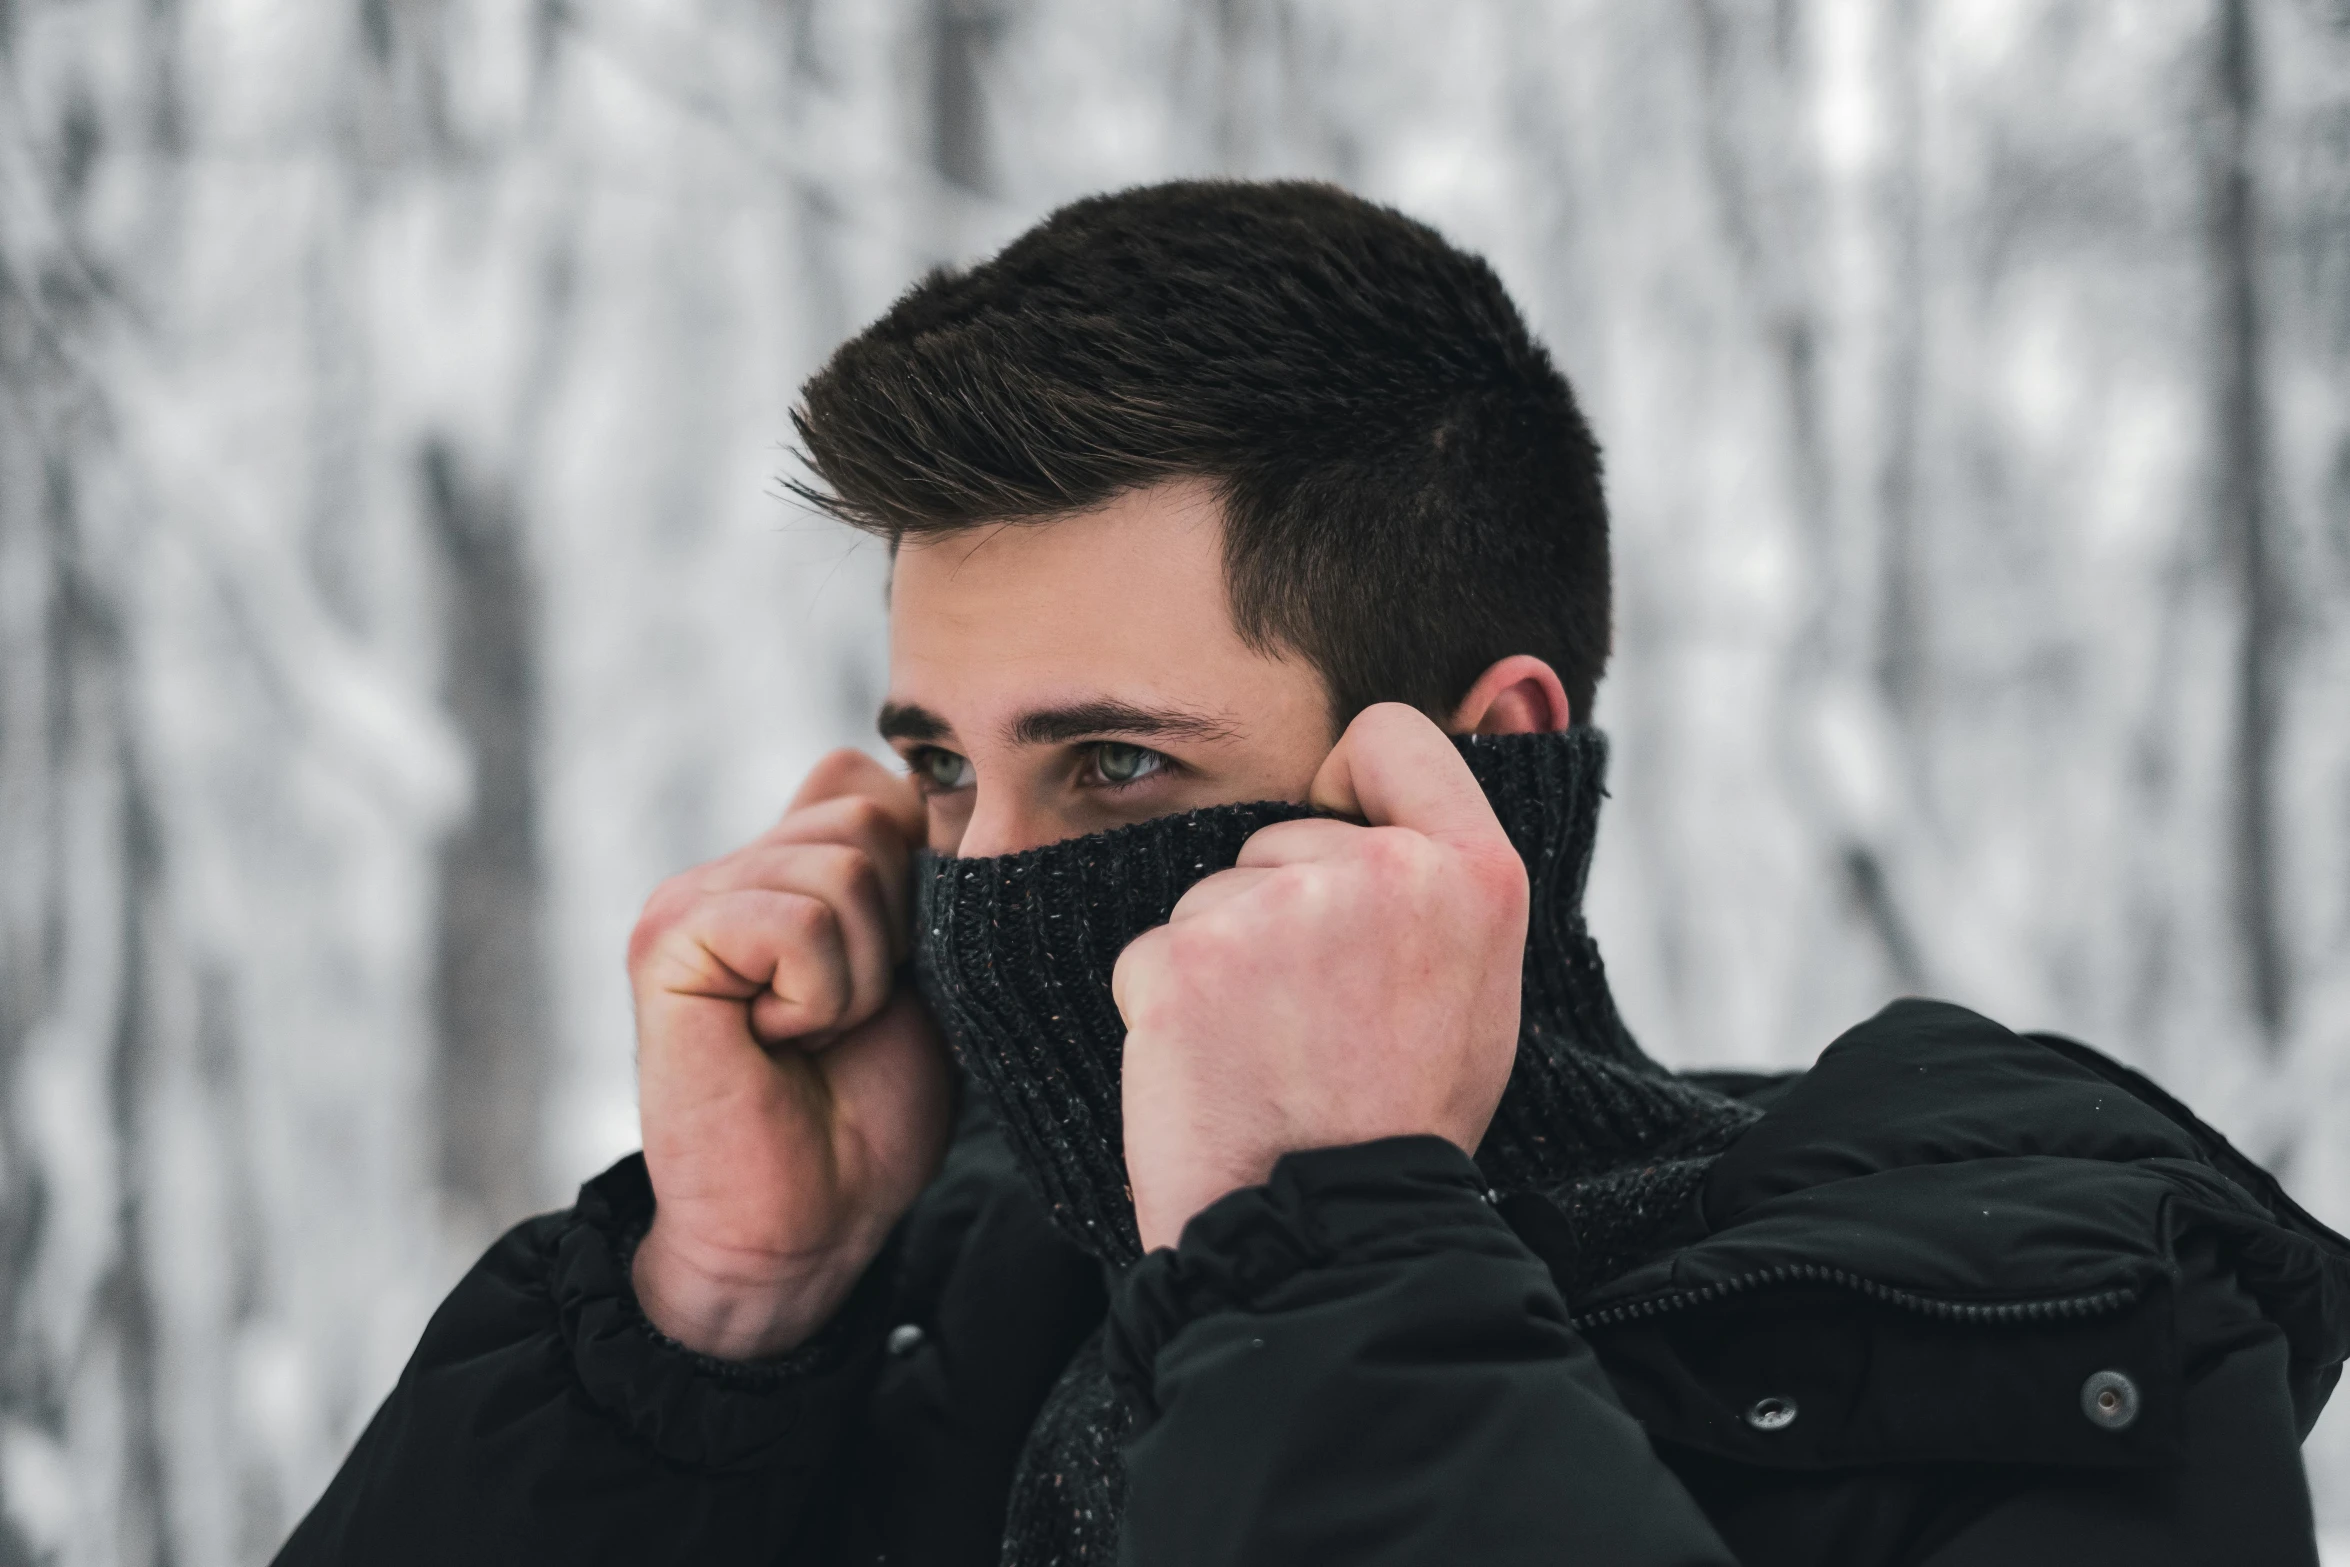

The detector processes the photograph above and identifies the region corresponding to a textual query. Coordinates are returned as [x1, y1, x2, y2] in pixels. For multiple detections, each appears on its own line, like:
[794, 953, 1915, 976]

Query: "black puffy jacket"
[275, 1000, 2350, 1565]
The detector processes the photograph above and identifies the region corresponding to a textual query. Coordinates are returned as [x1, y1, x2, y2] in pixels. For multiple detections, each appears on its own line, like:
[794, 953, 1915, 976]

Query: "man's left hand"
[1112, 703, 1529, 1253]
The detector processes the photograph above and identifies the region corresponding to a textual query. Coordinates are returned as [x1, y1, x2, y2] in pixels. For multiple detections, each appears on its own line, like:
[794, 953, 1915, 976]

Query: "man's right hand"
[627, 749, 953, 1360]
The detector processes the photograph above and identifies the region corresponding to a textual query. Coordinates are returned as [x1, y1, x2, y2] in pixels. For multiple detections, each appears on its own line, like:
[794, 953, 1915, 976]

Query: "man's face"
[882, 478, 1338, 857]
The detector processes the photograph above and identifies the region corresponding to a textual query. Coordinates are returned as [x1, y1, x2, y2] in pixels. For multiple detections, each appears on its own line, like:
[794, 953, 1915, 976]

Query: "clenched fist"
[1112, 704, 1529, 1253]
[629, 750, 953, 1359]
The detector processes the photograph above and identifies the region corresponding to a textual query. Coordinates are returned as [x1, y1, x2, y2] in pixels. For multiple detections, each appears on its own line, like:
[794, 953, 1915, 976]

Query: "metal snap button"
[1744, 1395, 1799, 1432]
[2080, 1369, 2139, 1431]
[885, 1323, 927, 1357]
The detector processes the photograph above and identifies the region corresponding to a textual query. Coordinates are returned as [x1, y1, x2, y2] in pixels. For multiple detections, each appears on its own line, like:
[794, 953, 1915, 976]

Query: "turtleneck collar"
[914, 727, 1756, 1267]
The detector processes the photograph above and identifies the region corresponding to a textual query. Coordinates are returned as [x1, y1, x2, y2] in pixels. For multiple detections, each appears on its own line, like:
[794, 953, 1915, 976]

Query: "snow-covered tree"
[3, 2, 2346, 1559]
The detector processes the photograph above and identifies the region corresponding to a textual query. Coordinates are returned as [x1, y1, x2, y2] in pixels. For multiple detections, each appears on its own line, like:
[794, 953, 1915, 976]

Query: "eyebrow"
[874, 698, 1236, 748]
[877, 701, 952, 743]
[1003, 700, 1238, 748]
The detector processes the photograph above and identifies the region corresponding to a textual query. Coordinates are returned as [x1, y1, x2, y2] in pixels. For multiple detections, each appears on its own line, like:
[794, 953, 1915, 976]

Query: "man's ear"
[1447, 655, 1572, 735]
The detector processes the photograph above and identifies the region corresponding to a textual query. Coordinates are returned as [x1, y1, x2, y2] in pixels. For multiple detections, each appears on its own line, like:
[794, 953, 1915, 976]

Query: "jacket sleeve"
[272, 1154, 889, 1567]
[1102, 1137, 1739, 1567]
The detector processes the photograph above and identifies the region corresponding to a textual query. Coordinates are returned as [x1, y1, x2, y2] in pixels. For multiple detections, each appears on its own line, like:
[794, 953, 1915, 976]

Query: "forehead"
[886, 480, 1257, 711]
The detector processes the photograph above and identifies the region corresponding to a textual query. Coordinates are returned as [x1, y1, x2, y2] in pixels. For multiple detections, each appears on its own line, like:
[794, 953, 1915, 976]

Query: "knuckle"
[832, 794, 891, 840]
[799, 840, 866, 889]
[802, 747, 876, 796]
[825, 851, 895, 940]
[1115, 939, 1168, 997]
[1355, 826, 1431, 880]
[1165, 914, 1239, 970]
[630, 877, 694, 944]
[1475, 843, 1529, 897]
[781, 892, 842, 947]
[1111, 935, 1167, 1014]
[776, 794, 912, 862]
[1471, 850, 1530, 919]
[1267, 863, 1322, 912]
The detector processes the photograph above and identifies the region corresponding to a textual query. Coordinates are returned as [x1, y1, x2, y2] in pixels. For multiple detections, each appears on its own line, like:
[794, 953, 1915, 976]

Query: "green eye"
[913, 748, 973, 790]
[1092, 742, 1163, 785]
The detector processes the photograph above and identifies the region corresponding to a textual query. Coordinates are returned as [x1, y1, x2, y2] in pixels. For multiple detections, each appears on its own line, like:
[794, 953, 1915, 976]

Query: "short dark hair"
[792, 180, 1612, 726]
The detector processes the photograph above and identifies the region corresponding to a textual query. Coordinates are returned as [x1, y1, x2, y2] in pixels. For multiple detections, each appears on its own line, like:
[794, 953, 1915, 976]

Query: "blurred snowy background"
[3, 0, 2349, 1561]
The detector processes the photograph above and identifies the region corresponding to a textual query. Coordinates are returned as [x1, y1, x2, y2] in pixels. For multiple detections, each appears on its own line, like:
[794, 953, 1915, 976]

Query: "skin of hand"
[627, 748, 953, 1360]
[1111, 702, 1531, 1254]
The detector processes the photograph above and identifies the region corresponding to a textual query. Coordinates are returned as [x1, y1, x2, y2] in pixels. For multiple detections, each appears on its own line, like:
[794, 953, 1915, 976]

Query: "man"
[277, 182, 2349, 1566]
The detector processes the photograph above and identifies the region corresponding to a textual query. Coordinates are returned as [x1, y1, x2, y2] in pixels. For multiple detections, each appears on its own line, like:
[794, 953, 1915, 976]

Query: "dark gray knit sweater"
[914, 729, 1758, 1566]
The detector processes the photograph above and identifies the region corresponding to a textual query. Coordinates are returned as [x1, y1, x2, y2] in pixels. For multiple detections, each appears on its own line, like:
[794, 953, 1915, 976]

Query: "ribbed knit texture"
[913, 727, 1757, 1268]
[999, 1330, 1128, 1567]
[914, 728, 1762, 1567]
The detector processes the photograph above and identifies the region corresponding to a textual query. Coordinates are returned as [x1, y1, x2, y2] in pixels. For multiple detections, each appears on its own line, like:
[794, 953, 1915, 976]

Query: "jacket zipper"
[1571, 1261, 2141, 1332]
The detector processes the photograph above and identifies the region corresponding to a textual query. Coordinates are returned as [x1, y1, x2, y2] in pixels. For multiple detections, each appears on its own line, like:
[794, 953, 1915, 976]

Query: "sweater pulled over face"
[912, 729, 1760, 1564]
[913, 727, 1757, 1284]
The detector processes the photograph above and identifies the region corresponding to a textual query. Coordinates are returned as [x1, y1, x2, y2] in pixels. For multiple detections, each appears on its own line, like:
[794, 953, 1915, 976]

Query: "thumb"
[1307, 703, 1507, 850]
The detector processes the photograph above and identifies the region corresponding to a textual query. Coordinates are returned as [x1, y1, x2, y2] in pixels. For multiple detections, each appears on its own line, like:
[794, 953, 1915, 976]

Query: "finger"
[760, 794, 918, 952]
[653, 888, 859, 1043]
[1110, 925, 1168, 1029]
[1306, 702, 1507, 851]
[1233, 817, 1363, 869]
[698, 844, 896, 1025]
[1166, 865, 1277, 923]
[787, 747, 926, 846]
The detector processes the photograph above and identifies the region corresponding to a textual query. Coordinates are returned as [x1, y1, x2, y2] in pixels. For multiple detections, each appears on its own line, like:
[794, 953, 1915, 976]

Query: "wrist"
[1133, 1151, 1279, 1254]
[629, 1216, 870, 1360]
